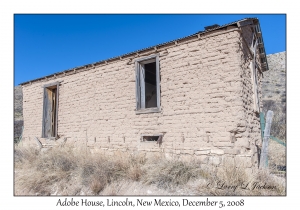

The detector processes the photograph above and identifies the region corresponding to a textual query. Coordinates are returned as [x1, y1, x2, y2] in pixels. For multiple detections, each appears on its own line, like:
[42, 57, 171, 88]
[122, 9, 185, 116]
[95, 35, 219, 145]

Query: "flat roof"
[20, 17, 268, 86]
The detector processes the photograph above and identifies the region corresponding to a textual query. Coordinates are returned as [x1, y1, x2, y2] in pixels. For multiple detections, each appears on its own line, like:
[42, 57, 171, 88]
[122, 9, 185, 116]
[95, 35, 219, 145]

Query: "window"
[135, 54, 161, 114]
[141, 134, 163, 144]
[142, 136, 160, 142]
[42, 82, 59, 138]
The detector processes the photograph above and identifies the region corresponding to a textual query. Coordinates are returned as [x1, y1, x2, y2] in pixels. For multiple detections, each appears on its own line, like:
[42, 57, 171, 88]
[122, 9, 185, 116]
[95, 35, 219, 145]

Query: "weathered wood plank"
[155, 56, 161, 109]
[42, 81, 62, 88]
[46, 89, 53, 138]
[237, 19, 253, 27]
[42, 87, 59, 138]
[51, 89, 56, 137]
[259, 112, 265, 139]
[55, 84, 59, 138]
[135, 62, 141, 110]
[249, 38, 260, 113]
[259, 110, 273, 169]
[42, 88, 51, 138]
[140, 64, 146, 109]
[135, 107, 160, 114]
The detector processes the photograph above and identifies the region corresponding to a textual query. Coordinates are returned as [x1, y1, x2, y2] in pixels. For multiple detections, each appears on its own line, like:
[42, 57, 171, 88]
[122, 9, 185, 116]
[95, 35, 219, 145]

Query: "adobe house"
[20, 18, 268, 169]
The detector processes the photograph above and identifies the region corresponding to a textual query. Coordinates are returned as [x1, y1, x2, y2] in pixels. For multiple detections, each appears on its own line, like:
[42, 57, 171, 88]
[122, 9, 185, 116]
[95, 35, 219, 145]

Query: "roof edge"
[20, 17, 265, 86]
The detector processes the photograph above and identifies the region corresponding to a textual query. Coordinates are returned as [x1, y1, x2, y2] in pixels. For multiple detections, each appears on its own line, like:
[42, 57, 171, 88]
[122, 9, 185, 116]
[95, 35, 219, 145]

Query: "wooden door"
[43, 87, 57, 138]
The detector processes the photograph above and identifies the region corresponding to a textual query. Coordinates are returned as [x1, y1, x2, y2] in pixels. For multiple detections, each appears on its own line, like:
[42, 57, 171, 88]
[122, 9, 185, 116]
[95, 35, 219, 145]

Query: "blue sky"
[14, 14, 286, 86]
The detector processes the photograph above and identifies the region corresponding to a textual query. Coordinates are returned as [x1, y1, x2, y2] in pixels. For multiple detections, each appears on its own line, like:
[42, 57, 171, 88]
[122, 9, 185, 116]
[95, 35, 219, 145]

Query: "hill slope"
[262, 52, 286, 103]
[14, 85, 23, 141]
[262, 52, 286, 140]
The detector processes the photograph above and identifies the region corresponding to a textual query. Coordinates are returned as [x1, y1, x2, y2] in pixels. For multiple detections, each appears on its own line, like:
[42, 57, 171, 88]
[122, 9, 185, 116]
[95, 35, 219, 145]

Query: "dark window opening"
[144, 62, 157, 108]
[135, 55, 161, 112]
[141, 135, 163, 145]
[142, 135, 160, 142]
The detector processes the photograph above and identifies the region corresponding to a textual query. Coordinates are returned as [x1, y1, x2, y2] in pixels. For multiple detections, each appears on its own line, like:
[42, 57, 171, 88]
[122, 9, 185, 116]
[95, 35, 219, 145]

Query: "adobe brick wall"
[234, 25, 264, 169]
[21, 26, 263, 169]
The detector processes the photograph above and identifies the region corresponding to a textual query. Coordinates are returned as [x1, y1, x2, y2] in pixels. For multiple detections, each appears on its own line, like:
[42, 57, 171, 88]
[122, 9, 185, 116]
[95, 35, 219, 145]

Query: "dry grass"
[14, 145, 146, 195]
[14, 144, 286, 196]
[142, 158, 203, 189]
[195, 163, 285, 196]
[268, 139, 286, 179]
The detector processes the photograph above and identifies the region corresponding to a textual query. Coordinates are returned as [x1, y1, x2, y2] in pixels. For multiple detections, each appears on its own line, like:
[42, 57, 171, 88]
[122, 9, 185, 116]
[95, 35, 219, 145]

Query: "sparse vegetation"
[268, 139, 286, 175]
[14, 145, 285, 196]
[262, 52, 286, 141]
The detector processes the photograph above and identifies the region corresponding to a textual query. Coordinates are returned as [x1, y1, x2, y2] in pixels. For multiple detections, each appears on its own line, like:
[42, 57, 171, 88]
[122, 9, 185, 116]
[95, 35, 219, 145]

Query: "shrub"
[14, 145, 286, 196]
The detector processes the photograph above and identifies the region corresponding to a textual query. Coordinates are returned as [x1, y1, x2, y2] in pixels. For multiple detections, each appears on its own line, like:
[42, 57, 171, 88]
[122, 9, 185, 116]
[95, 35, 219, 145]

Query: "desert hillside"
[262, 52, 286, 140]
[262, 52, 286, 103]
[14, 85, 23, 142]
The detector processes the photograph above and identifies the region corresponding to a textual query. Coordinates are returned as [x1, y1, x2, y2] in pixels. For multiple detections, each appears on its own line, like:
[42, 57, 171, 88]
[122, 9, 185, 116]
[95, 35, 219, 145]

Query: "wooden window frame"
[42, 81, 60, 138]
[135, 54, 161, 114]
[249, 61, 260, 113]
[250, 34, 260, 113]
[253, 64, 260, 112]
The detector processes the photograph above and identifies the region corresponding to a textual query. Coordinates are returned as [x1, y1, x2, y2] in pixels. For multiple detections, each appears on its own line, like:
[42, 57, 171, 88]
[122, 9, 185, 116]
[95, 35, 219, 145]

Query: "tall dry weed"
[14, 145, 285, 196]
[195, 160, 286, 196]
[142, 158, 203, 189]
